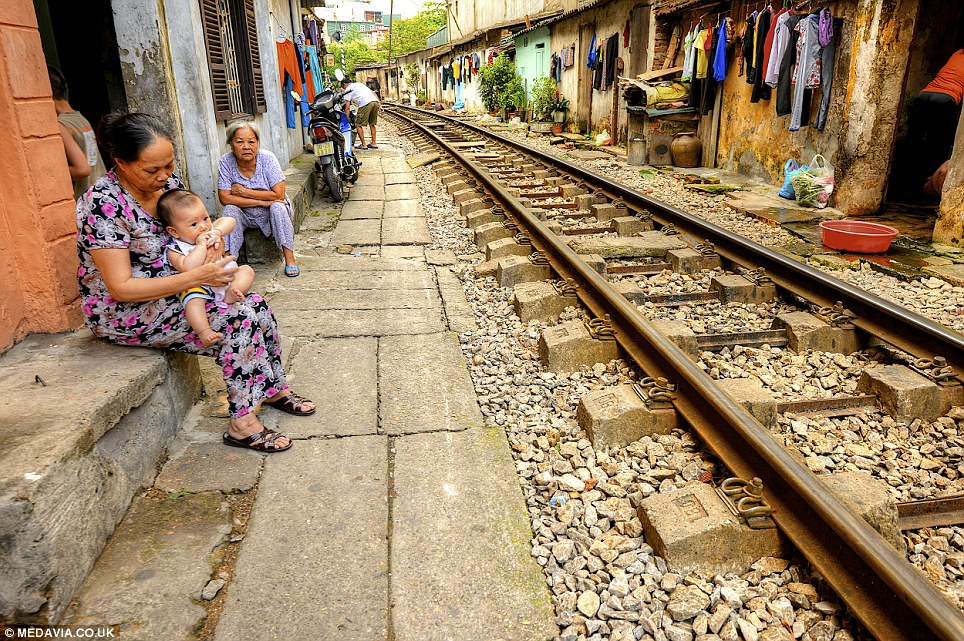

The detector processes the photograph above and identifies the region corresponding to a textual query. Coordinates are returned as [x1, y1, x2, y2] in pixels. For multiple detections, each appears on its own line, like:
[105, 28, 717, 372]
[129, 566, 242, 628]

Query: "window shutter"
[242, 0, 267, 114]
[200, 0, 232, 119]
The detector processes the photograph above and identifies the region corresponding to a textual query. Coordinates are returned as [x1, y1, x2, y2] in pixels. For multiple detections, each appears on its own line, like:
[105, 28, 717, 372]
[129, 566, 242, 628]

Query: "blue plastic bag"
[778, 159, 808, 200]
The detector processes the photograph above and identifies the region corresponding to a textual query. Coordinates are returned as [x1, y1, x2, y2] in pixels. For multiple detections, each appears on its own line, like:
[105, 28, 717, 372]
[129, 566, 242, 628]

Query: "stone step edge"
[0, 330, 201, 624]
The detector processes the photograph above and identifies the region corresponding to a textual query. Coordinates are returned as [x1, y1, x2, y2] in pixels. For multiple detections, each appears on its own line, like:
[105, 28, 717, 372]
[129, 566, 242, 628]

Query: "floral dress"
[76, 171, 288, 418]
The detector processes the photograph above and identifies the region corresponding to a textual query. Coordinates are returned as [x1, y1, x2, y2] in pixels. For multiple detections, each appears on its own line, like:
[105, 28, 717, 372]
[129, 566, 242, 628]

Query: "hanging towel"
[712, 21, 728, 82]
[623, 20, 630, 48]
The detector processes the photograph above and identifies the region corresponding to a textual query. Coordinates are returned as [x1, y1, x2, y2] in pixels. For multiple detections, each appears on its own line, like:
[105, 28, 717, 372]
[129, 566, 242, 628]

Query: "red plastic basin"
[819, 220, 900, 253]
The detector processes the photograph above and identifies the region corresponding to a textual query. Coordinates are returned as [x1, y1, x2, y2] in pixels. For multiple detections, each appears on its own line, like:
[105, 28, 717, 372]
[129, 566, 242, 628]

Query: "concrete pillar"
[822, 472, 905, 553]
[512, 282, 578, 323]
[496, 256, 551, 288]
[858, 364, 942, 424]
[710, 274, 777, 304]
[637, 484, 786, 575]
[486, 238, 530, 261]
[539, 320, 621, 373]
[612, 216, 654, 236]
[465, 208, 504, 229]
[460, 198, 488, 217]
[933, 106, 964, 247]
[577, 385, 678, 449]
[473, 222, 512, 247]
[833, 0, 921, 215]
[773, 311, 860, 354]
[717, 378, 777, 429]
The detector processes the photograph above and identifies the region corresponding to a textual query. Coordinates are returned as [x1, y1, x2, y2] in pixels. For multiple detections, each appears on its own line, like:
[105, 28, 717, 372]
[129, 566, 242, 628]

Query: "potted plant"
[549, 95, 570, 123]
[416, 89, 427, 105]
[479, 54, 518, 117]
[532, 76, 557, 121]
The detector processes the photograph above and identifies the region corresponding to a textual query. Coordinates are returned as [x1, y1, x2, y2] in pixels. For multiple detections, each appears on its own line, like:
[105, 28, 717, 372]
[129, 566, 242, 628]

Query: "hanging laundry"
[760, 6, 786, 88]
[277, 40, 302, 129]
[623, 20, 630, 48]
[814, 16, 843, 130]
[750, 6, 773, 102]
[681, 26, 696, 82]
[604, 32, 619, 89]
[587, 34, 598, 68]
[694, 28, 710, 79]
[775, 14, 804, 115]
[712, 20, 728, 82]
[764, 10, 792, 88]
[789, 15, 821, 131]
[304, 45, 322, 100]
[701, 26, 720, 114]
[742, 11, 757, 83]
[593, 39, 604, 89]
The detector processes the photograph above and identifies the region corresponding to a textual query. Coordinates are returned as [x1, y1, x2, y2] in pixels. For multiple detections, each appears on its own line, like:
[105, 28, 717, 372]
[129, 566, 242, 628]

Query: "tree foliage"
[377, 2, 446, 57]
[327, 26, 386, 75]
[478, 54, 525, 113]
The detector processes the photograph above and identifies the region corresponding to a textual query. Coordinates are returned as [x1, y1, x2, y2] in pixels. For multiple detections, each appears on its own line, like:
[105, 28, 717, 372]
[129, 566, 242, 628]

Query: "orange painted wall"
[0, 0, 82, 353]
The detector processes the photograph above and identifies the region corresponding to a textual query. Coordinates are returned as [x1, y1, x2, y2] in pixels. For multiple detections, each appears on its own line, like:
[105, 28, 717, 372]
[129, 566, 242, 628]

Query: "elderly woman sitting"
[77, 112, 314, 453]
[218, 121, 299, 277]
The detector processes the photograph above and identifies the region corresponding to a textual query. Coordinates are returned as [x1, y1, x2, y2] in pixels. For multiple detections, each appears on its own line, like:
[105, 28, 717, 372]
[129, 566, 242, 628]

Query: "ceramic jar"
[671, 132, 702, 168]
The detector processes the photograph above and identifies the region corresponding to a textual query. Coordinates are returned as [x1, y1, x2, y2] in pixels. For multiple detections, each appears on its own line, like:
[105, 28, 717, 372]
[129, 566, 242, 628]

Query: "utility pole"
[387, 0, 395, 100]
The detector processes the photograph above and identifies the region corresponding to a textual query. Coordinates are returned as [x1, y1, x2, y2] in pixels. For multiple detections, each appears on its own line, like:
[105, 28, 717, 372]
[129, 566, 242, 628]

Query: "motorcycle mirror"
[334, 69, 345, 82]
[290, 90, 302, 102]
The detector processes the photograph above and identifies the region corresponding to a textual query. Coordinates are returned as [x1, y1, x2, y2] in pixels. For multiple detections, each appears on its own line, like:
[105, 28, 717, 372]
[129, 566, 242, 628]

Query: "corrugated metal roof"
[653, 0, 727, 16]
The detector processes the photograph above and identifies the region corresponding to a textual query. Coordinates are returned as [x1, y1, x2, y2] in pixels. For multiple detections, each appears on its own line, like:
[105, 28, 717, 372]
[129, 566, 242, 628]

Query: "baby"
[156, 189, 255, 346]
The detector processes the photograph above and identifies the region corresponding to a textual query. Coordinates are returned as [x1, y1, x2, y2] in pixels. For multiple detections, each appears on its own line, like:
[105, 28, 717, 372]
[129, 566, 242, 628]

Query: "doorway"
[886, 0, 963, 211]
[33, 0, 127, 140]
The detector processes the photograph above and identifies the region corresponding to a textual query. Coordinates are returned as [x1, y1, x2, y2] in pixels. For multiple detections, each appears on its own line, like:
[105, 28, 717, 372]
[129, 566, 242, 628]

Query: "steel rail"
[391, 105, 964, 377]
[385, 106, 964, 641]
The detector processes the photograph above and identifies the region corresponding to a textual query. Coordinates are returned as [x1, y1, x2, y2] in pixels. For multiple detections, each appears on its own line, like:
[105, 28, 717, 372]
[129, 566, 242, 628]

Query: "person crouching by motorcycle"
[341, 78, 381, 150]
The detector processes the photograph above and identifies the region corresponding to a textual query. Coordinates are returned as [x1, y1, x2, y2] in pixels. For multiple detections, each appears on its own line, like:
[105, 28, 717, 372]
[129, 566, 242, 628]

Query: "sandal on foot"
[368, 144, 378, 149]
[285, 265, 300, 277]
[263, 392, 316, 416]
[223, 427, 292, 453]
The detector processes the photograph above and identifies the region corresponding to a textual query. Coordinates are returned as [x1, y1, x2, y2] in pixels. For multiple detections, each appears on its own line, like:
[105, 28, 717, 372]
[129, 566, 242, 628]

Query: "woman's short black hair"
[97, 112, 173, 164]
[156, 189, 202, 228]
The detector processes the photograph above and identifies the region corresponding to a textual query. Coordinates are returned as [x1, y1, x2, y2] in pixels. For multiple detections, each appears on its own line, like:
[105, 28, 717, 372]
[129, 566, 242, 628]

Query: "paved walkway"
[62, 148, 553, 641]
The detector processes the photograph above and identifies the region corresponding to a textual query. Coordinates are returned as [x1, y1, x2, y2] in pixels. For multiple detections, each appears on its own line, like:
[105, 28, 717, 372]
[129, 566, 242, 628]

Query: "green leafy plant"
[478, 53, 518, 113]
[548, 95, 570, 114]
[416, 89, 427, 103]
[531, 76, 557, 120]
[505, 75, 527, 113]
[404, 63, 420, 89]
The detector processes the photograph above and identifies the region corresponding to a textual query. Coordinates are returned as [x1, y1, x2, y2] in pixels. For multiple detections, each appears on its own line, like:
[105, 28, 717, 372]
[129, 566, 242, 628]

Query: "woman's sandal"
[285, 265, 300, 278]
[222, 427, 292, 453]
[263, 392, 316, 416]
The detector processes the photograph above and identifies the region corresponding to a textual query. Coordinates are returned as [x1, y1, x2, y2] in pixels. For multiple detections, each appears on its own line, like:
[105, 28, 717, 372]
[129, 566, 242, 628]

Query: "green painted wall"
[513, 27, 551, 102]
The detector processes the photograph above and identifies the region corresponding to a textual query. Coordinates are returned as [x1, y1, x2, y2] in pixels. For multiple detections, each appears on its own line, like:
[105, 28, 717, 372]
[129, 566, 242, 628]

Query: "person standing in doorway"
[48, 66, 106, 200]
[341, 77, 381, 149]
[913, 48, 964, 181]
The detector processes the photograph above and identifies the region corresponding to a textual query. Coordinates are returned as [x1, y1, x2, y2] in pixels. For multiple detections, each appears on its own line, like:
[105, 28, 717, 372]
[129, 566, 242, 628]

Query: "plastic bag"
[778, 159, 808, 199]
[791, 154, 835, 208]
[595, 129, 612, 146]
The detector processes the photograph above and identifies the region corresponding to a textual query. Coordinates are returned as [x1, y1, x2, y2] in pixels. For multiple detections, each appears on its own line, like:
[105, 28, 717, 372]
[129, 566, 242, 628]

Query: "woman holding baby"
[76, 112, 312, 453]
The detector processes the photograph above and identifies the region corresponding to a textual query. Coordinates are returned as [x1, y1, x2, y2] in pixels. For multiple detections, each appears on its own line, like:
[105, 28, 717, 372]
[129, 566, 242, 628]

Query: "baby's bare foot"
[223, 287, 246, 304]
[199, 329, 224, 346]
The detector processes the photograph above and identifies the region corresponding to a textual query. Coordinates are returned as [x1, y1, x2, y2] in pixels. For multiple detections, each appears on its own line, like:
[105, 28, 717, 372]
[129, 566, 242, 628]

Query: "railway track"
[383, 104, 964, 641]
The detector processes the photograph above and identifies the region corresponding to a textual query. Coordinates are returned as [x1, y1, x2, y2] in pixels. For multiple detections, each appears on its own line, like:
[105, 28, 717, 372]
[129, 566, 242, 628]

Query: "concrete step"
[0, 331, 200, 623]
[238, 155, 317, 264]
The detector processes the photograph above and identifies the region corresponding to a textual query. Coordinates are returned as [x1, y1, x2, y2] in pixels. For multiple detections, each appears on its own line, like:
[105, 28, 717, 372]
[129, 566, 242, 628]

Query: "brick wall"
[0, 0, 82, 352]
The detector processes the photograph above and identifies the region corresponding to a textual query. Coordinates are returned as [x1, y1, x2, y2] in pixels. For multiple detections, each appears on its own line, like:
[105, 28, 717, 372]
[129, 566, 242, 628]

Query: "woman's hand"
[230, 183, 248, 197]
[195, 256, 239, 288]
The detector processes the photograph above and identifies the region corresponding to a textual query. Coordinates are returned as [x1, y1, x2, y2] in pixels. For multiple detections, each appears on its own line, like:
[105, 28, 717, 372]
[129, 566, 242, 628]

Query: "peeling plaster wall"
[712, 0, 919, 215]
[112, 0, 187, 173]
[933, 107, 964, 247]
[550, 0, 649, 140]
[129, 0, 294, 213]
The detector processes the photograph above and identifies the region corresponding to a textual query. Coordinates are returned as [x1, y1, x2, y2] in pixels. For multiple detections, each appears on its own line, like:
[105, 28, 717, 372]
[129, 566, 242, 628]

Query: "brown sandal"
[223, 427, 293, 452]
[262, 392, 316, 416]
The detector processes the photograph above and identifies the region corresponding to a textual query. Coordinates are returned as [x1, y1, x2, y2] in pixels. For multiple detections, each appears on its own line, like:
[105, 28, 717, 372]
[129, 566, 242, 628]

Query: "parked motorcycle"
[301, 69, 361, 202]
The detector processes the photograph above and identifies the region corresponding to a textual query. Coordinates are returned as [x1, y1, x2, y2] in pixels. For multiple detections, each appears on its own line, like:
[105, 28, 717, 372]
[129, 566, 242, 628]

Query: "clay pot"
[671, 132, 701, 168]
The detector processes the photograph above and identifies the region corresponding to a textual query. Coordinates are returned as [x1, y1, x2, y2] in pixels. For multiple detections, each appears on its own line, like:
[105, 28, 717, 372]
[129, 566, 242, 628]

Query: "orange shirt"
[922, 49, 964, 104]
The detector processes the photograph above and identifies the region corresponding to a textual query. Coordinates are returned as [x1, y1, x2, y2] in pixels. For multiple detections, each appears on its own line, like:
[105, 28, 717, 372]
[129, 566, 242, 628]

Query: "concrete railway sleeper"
[384, 106, 964, 641]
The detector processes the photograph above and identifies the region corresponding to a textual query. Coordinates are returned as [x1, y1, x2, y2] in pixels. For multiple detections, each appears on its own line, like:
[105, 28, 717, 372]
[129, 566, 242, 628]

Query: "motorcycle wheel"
[322, 161, 344, 202]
